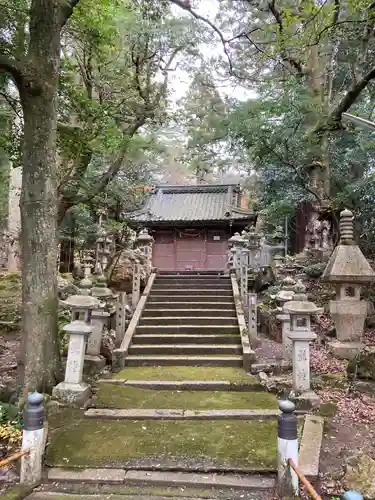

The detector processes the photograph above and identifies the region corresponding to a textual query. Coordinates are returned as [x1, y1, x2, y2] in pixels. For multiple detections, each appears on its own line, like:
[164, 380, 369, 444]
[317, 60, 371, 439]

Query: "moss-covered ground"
[94, 384, 277, 410]
[46, 409, 278, 469]
[112, 366, 256, 382]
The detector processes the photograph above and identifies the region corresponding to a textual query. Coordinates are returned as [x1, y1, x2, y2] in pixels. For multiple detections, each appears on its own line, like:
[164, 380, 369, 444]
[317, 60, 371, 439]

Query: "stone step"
[145, 301, 235, 309]
[98, 379, 259, 391]
[138, 316, 238, 327]
[136, 325, 239, 335]
[132, 334, 241, 345]
[149, 289, 233, 297]
[153, 280, 232, 288]
[142, 308, 236, 318]
[45, 468, 276, 492]
[85, 408, 279, 421]
[152, 284, 232, 290]
[158, 271, 226, 276]
[125, 355, 243, 367]
[128, 344, 243, 356]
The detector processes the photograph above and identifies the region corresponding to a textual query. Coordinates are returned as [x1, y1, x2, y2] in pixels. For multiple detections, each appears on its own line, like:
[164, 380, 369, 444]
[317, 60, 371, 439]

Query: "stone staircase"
[126, 271, 243, 367]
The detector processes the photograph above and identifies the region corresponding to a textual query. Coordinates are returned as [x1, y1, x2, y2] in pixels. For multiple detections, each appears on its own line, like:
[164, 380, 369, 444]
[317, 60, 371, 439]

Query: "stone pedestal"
[53, 321, 92, 405]
[84, 310, 109, 372]
[289, 331, 316, 393]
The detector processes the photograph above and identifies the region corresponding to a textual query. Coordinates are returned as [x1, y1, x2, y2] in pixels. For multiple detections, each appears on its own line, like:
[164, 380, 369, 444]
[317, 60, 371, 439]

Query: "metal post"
[20, 392, 45, 484]
[277, 400, 299, 497]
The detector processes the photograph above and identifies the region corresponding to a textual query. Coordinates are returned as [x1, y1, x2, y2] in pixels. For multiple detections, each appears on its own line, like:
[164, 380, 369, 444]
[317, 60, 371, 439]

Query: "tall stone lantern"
[136, 228, 154, 274]
[283, 282, 323, 394]
[321, 209, 375, 359]
[228, 232, 247, 278]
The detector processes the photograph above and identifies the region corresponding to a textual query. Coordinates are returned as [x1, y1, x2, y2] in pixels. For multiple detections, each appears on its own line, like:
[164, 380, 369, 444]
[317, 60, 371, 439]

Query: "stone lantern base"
[52, 381, 91, 406]
[329, 299, 367, 342]
[327, 340, 364, 360]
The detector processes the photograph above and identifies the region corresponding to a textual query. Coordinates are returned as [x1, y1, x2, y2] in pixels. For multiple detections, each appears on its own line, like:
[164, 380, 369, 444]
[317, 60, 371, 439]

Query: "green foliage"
[303, 262, 326, 278]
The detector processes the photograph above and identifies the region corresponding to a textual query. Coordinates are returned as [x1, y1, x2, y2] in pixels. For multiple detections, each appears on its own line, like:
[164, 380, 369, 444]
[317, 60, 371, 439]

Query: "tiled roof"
[125, 184, 255, 223]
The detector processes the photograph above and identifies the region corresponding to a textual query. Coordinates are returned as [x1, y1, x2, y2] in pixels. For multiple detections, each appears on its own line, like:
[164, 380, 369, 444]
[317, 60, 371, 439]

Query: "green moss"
[47, 415, 278, 469]
[1, 485, 34, 500]
[315, 402, 337, 418]
[112, 366, 255, 382]
[94, 384, 277, 410]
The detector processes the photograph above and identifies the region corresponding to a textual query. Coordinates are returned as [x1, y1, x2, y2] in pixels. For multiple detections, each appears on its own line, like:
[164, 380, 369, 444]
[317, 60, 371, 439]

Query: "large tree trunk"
[17, 0, 64, 395]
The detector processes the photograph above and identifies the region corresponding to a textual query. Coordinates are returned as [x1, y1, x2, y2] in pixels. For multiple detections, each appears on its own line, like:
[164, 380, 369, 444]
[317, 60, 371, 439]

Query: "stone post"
[115, 292, 127, 346]
[20, 392, 45, 485]
[248, 293, 257, 342]
[247, 226, 261, 272]
[136, 228, 154, 276]
[277, 400, 298, 497]
[284, 283, 322, 394]
[132, 259, 141, 309]
[53, 295, 99, 405]
[277, 277, 296, 361]
[322, 209, 375, 360]
[240, 246, 249, 306]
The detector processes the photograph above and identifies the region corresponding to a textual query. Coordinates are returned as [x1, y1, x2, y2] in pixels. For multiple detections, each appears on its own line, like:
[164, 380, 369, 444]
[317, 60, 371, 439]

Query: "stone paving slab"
[298, 415, 324, 479]
[47, 468, 126, 484]
[125, 470, 276, 490]
[84, 408, 279, 420]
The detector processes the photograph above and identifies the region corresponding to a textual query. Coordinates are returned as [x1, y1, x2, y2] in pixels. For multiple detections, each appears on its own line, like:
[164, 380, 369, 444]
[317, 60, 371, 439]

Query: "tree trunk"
[17, 0, 64, 395]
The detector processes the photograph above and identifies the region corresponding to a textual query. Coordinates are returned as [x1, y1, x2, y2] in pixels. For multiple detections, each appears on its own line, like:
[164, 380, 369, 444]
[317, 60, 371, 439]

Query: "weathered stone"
[291, 390, 320, 410]
[298, 415, 324, 479]
[352, 380, 375, 395]
[343, 454, 375, 498]
[47, 467, 126, 484]
[328, 340, 364, 360]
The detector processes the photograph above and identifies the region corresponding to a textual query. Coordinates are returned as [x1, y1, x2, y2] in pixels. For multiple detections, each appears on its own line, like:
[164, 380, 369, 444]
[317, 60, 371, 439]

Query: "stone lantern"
[277, 276, 296, 361]
[247, 226, 262, 272]
[228, 232, 247, 277]
[136, 228, 154, 274]
[321, 209, 375, 359]
[283, 282, 322, 394]
[53, 294, 99, 405]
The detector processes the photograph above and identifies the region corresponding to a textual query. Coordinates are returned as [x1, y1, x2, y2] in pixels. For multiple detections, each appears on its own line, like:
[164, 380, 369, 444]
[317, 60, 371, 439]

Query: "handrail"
[288, 458, 322, 500]
[0, 449, 29, 468]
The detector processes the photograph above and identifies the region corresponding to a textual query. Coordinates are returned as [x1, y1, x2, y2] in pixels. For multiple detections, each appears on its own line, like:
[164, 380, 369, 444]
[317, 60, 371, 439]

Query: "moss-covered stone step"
[84, 408, 279, 420]
[131, 334, 241, 345]
[32, 482, 274, 500]
[111, 366, 255, 382]
[128, 344, 242, 356]
[46, 468, 275, 491]
[99, 380, 260, 391]
[93, 384, 277, 410]
[125, 355, 243, 367]
[46, 415, 278, 470]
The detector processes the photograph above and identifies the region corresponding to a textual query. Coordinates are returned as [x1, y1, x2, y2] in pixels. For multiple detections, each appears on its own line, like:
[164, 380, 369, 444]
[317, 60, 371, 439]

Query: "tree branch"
[316, 65, 375, 133]
[0, 56, 25, 87]
[61, 0, 81, 28]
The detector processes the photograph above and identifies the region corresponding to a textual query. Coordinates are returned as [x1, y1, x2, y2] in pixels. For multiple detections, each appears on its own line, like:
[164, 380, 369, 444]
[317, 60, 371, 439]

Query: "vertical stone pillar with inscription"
[240, 247, 249, 307]
[115, 292, 127, 346]
[248, 293, 257, 343]
[283, 282, 322, 394]
[132, 259, 141, 309]
[53, 295, 99, 405]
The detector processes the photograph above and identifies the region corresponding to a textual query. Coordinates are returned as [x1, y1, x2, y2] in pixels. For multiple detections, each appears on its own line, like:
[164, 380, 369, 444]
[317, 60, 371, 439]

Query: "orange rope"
[288, 458, 322, 500]
[0, 449, 29, 468]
